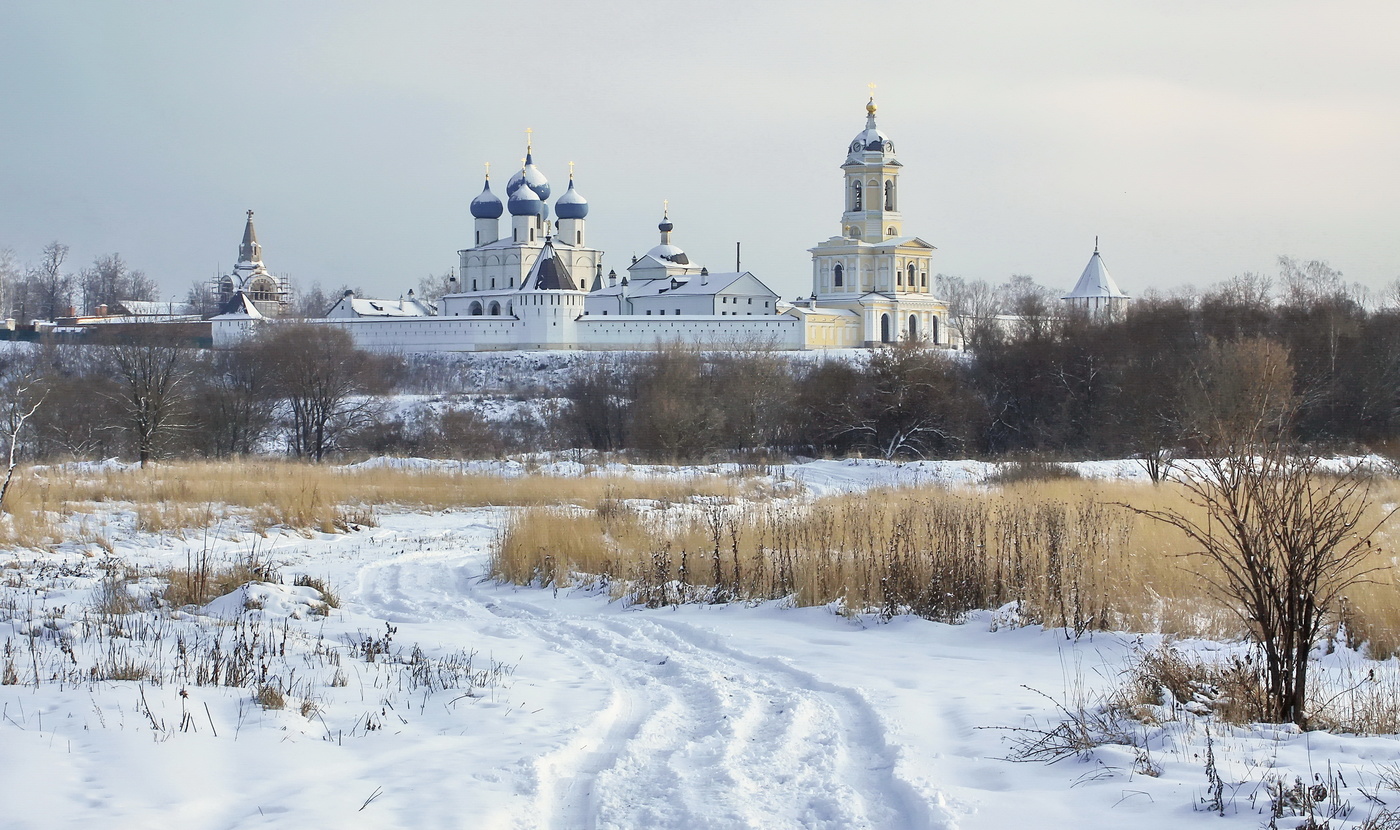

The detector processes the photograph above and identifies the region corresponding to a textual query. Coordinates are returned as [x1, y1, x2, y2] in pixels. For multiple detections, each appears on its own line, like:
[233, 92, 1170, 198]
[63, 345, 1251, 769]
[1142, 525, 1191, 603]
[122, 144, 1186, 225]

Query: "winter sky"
[2, 1, 1397, 302]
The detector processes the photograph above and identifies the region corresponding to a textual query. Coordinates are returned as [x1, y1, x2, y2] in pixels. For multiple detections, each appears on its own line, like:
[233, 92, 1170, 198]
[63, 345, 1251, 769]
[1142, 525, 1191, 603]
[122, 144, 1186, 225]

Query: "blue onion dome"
[506, 151, 551, 200]
[658, 215, 674, 233]
[848, 97, 894, 156]
[470, 175, 503, 219]
[555, 175, 589, 219]
[507, 175, 543, 216]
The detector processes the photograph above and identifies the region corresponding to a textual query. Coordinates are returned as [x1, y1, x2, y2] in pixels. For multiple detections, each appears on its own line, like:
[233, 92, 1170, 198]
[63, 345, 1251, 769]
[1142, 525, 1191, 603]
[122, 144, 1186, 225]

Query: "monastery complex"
[207, 96, 1129, 351]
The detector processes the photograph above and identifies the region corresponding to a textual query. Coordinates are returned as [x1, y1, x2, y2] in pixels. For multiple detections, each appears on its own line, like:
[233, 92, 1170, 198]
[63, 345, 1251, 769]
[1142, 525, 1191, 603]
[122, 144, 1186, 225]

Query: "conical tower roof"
[1062, 242, 1127, 300]
[238, 210, 262, 266]
[521, 238, 582, 291]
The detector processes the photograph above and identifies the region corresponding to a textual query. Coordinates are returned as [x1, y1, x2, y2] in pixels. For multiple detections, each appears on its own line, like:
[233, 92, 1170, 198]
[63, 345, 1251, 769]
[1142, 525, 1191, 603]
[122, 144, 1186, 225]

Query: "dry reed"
[4, 460, 753, 543]
[495, 478, 1400, 650]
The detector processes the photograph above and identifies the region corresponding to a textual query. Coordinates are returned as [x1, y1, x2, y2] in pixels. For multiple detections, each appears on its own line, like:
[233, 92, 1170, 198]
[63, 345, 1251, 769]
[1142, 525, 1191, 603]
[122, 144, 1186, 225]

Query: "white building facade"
[230, 100, 977, 353]
[795, 96, 952, 347]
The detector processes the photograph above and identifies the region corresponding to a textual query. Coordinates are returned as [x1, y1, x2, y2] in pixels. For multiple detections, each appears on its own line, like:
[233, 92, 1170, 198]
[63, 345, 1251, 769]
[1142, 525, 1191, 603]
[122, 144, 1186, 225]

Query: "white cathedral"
[213, 96, 1127, 350]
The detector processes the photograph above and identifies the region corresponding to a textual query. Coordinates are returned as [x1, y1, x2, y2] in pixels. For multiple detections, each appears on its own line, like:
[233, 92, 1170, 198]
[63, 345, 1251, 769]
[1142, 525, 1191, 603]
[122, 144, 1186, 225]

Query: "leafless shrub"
[985, 459, 1081, 485]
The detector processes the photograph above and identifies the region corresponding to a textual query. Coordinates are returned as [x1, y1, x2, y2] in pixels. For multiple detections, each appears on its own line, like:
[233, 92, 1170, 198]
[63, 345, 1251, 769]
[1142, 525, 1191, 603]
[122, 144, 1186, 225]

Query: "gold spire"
[663, 198, 669, 217]
[525, 126, 533, 153]
[484, 161, 490, 180]
[867, 83, 878, 115]
[569, 160, 575, 179]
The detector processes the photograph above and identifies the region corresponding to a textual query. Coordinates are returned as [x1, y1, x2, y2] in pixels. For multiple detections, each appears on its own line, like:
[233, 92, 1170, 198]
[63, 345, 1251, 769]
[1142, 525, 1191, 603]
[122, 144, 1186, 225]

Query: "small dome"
[555, 177, 588, 219]
[470, 177, 503, 219]
[658, 216, 674, 233]
[506, 151, 551, 200]
[508, 179, 543, 216]
[646, 243, 690, 265]
[849, 126, 893, 155]
[848, 99, 894, 156]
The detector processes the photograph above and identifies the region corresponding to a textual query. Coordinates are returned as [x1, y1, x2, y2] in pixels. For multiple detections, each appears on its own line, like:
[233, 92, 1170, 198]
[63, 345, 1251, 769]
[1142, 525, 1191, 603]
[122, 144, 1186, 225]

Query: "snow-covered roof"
[210, 291, 265, 320]
[645, 243, 689, 264]
[115, 300, 198, 316]
[1062, 249, 1128, 300]
[522, 240, 583, 291]
[351, 298, 434, 317]
[652, 272, 777, 297]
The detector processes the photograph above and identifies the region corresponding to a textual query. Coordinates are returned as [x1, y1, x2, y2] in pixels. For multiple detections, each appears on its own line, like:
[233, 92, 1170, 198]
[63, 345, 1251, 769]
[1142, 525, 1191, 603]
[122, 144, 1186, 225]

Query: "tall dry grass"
[4, 460, 756, 543]
[495, 478, 1400, 649]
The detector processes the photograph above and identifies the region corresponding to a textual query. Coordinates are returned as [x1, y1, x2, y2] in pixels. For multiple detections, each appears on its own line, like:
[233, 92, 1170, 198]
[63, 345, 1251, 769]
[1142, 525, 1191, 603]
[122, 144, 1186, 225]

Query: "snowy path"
[348, 519, 950, 829]
[11, 506, 1400, 828]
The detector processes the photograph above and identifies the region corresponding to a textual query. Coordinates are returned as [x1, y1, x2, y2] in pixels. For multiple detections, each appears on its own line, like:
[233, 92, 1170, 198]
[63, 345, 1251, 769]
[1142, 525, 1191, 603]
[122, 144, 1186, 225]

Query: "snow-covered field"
[4, 460, 1400, 829]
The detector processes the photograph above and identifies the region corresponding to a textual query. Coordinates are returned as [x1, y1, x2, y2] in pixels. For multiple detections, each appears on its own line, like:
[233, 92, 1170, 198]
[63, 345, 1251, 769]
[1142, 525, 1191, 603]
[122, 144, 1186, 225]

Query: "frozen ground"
[3, 460, 1400, 829]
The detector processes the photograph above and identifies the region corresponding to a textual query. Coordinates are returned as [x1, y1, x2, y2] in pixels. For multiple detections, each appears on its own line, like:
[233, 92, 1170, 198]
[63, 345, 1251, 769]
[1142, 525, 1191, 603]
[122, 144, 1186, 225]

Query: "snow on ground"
[4, 462, 1400, 828]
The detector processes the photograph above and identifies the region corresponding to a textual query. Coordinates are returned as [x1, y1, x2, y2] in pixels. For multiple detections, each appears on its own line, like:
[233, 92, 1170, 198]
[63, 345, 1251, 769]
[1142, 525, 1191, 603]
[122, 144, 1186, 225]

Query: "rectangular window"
[748, 297, 753, 304]
[660, 309, 665, 315]
[675, 309, 680, 316]
[646, 310, 651, 315]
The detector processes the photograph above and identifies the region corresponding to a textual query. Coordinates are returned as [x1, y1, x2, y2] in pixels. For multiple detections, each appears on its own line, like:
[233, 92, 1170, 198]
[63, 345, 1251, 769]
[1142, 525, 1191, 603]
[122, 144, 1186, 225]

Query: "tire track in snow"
[485, 597, 955, 830]
[348, 533, 954, 829]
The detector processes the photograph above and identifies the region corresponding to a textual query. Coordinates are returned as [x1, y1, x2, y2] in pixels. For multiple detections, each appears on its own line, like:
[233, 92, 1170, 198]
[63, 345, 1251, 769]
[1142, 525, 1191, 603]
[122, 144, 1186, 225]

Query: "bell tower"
[840, 86, 903, 242]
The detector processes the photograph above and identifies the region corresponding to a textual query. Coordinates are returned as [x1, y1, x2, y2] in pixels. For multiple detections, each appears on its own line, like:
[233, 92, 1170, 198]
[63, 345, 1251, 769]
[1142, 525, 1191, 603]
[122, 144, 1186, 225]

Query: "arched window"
[880, 313, 891, 343]
[469, 301, 483, 316]
[850, 181, 862, 211]
[488, 301, 501, 315]
[920, 272, 927, 288]
[908, 314, 919, 340]
[886, 227, 896, 236]
[907, 263, 916, 287]
[833, 264, 843, 287]
[885, 180, 895, 211]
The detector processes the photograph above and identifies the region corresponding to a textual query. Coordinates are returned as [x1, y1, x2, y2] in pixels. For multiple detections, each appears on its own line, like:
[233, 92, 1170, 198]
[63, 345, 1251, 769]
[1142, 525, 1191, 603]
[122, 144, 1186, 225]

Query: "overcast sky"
[2, 1, 1397, 303]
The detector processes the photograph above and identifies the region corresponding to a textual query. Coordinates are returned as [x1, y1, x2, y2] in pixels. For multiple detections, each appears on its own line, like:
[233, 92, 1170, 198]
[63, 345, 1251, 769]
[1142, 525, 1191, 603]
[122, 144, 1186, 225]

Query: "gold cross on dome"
[569, 161, 575, 177]
[484, 161, 490, 176]
[525, 126, 533, 150]
[663, 199, 669, 215]
[868, 82, 877, 95]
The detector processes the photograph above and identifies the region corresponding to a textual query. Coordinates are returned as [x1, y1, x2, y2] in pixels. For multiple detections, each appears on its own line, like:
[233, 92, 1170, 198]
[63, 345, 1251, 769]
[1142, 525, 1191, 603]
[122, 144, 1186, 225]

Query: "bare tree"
[0, 376, 44, 511]
[262, 324, 386, 460]
[79, 253, 157, 314]
[28, 241, 74, 321]
[288, 280, 357, 319]
[0, 247, 18, 322]
[190, 344, 278, 457]
[102, 328, 196, 466]
[938, 274, 1003, 350]
[1133, 337, 1394, 725]
[416, 270, 457, 304]
[1133, 444, 1392, 725]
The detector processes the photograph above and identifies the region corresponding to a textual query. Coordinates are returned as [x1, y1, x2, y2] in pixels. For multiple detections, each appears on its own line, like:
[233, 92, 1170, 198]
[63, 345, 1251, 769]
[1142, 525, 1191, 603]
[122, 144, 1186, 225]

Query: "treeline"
[0, 240, 453, 321]
[2, 261, 1398, 466]
[1, 243, 157, 321]
[554, 270, 1400, 462]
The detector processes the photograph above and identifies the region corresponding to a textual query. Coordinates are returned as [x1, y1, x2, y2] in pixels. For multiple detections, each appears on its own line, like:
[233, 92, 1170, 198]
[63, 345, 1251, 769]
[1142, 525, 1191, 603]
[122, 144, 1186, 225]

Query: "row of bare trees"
[0, 243, 159, 321]
[0, 325, 395, 465]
